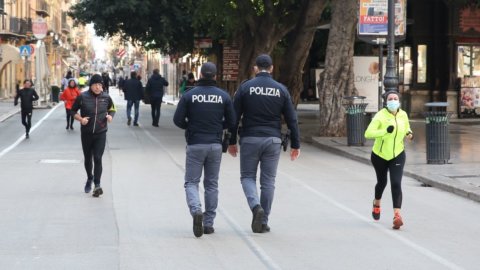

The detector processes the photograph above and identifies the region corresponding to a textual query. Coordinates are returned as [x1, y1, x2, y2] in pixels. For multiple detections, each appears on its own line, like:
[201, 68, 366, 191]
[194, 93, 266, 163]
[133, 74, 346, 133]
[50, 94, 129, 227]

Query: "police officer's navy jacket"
[71, 89, 116, 134]
[228, 72, 300, 149]
[14, 88, 39, 111]
[173, 79, 236, 145]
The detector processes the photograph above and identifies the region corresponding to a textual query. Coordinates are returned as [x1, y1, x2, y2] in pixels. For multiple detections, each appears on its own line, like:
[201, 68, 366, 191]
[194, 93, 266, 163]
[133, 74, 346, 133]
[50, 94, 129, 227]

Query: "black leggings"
[66, 109, 74, 127]
[81, 132, 107, 186]
[21, 110, 32, 134]
[371, 151, 406, 209]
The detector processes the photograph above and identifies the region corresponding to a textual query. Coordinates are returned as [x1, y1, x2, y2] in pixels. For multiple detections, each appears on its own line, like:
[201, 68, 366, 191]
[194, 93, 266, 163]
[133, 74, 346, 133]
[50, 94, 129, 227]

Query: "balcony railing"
[61, 23, 70, 33]
[36, 0, 50, 17]
[10, 17, 32, 35]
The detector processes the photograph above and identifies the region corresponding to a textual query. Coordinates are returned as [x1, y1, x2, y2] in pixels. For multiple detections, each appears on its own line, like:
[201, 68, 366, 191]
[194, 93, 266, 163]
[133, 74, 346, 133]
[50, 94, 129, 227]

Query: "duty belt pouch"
[222, 131, 231, 153]
[281, 130, 291, 152]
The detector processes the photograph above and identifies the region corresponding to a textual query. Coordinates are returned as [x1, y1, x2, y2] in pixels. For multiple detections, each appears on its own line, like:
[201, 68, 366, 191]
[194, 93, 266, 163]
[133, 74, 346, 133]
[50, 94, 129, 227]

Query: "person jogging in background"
[60, 78, 81, 130]
[71, 74, 116, 197]
[228, 54, 300, 233]
[14, 79, 39, 139]
[173, 62, 236, 237]
[365, 90, 413, 230]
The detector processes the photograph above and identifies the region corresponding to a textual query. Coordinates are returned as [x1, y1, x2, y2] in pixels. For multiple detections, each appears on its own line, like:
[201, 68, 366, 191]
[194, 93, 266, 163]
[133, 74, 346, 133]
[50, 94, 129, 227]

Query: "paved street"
[0, 88, 479, 270]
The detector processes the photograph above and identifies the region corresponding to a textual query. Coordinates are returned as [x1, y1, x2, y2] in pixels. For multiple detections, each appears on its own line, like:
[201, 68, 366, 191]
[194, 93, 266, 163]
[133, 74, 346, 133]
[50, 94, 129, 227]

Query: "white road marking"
[142, 127, 281, 270]
[0, 104, 61, 159]
[279, 170, 464, 270]
[39, 159, 81, 164]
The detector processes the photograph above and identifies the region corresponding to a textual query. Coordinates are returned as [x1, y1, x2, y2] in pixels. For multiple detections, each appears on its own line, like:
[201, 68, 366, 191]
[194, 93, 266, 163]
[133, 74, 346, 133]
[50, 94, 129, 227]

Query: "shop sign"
[194, 38, 212, 49]
[459, 6, 480, 33]
[358, 0, 406, 36]
[353, 56, 386, 113]
[223, 42, 239, 81]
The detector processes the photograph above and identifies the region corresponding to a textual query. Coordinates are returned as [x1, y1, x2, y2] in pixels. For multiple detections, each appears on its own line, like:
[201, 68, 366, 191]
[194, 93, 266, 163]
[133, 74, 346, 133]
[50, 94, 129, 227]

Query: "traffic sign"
[32, 18, 48, 40]
[19, 45, 31, 57]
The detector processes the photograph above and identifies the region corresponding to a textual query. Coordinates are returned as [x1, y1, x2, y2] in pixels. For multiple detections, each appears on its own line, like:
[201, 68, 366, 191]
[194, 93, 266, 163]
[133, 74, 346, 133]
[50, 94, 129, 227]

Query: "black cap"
[201, 62, 217, 79]
[89, 74, 103, 86]
[255, 54, 273, 69]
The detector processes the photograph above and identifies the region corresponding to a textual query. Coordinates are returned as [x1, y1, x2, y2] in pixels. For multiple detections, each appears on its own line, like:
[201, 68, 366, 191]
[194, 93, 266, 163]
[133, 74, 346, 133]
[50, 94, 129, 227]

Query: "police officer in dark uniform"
[173, 62, 236, 237]
[228, 54, 300, 233]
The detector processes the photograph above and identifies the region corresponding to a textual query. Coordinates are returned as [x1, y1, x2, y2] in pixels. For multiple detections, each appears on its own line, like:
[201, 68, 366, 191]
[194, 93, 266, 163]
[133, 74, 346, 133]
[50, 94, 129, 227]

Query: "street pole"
[378, 44, 384, 110]
[383, 0, 399, 93]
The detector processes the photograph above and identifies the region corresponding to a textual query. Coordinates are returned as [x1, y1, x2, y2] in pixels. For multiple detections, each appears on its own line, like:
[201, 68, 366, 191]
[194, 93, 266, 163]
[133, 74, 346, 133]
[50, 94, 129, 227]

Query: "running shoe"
[84, 179, 92, 193]
[393, 213, 404, 230]
[372, 201, 381, 220]
[261, 224, 270, 233]
[92, 186, 103, 197]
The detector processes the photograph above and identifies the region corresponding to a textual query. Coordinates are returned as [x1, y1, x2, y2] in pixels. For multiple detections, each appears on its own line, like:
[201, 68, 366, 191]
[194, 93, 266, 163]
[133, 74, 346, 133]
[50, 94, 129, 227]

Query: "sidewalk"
[297, 104, 480, 203]
[0, 99, 20, 123]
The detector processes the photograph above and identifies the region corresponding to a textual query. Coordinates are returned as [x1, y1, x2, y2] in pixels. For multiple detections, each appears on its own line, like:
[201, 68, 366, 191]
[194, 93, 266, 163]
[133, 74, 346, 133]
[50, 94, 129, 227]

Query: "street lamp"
[383, 0, 399, 93]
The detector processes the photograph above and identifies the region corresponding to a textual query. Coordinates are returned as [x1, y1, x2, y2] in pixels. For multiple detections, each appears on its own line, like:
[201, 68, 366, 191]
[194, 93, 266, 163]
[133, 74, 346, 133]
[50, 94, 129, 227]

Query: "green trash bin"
[424, 102, 450, 164]
[344, 96, 368, 146]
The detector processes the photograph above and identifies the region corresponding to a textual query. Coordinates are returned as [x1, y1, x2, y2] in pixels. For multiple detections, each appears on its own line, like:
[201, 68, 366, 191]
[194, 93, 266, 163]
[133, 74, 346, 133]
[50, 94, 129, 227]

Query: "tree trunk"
[278, 0, 327, 106]
[317, 0, 358, 136]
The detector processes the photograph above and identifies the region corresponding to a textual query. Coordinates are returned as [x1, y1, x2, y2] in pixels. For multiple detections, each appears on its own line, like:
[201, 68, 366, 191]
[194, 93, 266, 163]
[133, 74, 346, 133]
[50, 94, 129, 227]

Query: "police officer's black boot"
[251, 205, 264, 233]
[193, 211, 203, 237]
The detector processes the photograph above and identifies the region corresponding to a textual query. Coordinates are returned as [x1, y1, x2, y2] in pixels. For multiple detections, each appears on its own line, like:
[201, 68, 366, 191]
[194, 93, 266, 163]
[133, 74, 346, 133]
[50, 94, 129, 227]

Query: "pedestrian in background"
[173, 62, 236, 237]
[123, 71, 143, 126]
[61, 71, 74, 90]
[365, 90, 413, 230]
[146, 68, 169, 127]
[60, 78, 81, 130]
[102, 72, 112, 94]
[14, 79, 39, 139]
[228, 54, 300, 233]
[117, 75, 125, 96]
[71, 74, 116, 197]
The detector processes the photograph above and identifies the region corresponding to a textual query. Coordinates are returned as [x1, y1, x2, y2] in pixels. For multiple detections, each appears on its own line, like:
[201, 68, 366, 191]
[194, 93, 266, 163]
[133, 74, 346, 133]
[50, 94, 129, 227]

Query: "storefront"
[455, 4, 480, 117]
[394, 0, 480, 118]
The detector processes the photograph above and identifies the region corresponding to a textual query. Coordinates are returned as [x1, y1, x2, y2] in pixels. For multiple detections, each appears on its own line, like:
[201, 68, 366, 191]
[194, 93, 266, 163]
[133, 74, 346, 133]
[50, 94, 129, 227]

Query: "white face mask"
[386, 100, 400, 111]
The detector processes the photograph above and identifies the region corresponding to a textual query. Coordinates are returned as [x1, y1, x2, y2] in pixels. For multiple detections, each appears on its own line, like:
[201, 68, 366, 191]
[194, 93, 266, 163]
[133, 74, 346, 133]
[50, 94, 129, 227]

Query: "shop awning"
[0, 44, 21, 70]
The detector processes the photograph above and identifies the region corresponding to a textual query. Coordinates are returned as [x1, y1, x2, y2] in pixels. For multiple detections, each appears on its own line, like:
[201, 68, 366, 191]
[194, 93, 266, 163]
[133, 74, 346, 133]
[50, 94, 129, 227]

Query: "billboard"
[358, 0, 406, 36]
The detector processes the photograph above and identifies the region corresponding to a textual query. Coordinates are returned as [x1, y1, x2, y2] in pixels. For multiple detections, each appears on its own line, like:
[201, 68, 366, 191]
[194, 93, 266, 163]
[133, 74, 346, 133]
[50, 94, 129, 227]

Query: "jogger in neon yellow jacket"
[365, 91, 413, 230]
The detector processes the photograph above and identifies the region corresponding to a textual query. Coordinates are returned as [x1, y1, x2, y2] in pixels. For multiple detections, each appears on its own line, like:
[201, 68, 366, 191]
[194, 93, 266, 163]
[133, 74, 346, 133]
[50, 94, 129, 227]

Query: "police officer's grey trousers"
[240, 137, 282, 224]
[184, 143, 222, 227]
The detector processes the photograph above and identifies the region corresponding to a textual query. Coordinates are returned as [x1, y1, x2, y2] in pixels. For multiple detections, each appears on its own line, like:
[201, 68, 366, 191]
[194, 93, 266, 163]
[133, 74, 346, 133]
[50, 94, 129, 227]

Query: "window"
[399, 46, 413, 85]
[457, 45, 480, 77]
[417, 45, 427, 83]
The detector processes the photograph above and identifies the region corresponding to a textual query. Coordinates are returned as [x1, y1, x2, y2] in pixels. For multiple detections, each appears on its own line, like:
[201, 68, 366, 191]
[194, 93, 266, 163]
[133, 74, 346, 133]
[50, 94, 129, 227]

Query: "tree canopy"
[69, 0, 196, 54]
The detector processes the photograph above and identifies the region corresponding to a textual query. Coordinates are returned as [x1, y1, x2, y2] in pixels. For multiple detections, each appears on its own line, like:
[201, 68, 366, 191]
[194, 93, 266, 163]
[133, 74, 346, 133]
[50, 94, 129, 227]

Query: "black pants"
[151, 97, 162, 125]
[66, 108, 74, 127]
[21, 109, 32, 134]
[370, 151, 406, 209]
[81, 132, 107, 186]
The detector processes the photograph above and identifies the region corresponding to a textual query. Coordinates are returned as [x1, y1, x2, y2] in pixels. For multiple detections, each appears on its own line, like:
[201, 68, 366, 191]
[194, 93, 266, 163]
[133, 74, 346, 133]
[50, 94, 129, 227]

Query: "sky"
[87, 24, 106, 60]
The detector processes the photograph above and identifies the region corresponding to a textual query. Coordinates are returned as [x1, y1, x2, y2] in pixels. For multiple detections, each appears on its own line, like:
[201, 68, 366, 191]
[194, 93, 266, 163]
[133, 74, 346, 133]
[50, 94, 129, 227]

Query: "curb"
[0, 108, 20, 123]
[308, 136, 480, 203]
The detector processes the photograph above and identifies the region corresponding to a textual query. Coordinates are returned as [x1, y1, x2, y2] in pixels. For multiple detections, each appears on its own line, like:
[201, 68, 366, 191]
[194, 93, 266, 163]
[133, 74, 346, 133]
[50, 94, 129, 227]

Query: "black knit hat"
[382, 90, 401, 101]
[89, 74, 103, 86]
